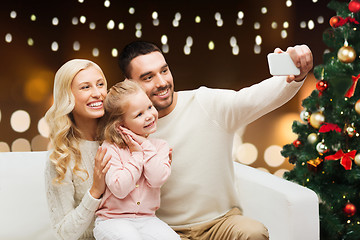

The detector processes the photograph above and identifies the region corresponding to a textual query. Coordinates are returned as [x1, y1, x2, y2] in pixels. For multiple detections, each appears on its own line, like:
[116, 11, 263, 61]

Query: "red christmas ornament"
[343, 202, 357, 217]
[293, 140, 302, 148]
[329, 16, 340, 27]
[349, 0, 360, 13]
[316, 80, 328, 92]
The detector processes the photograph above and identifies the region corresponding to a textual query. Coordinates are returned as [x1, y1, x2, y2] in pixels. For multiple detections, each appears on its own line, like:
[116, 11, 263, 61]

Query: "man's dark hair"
[118, 41, 162, 79]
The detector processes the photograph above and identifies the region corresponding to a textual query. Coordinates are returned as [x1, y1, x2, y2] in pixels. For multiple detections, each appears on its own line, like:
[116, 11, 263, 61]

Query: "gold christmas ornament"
[354, 153, 360, 166]
[309, 112, 325, 129]
[307, 133, 318, 144]
[337, 45, 356, 63]
[355, 99, 360, 114]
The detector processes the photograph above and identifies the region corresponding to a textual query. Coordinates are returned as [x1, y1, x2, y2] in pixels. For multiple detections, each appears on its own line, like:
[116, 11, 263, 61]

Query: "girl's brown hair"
[98, 80, 143, 148]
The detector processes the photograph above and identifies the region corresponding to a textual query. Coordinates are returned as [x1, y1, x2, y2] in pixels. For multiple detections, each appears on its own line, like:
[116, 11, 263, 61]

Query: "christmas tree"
[281, 0, 360, 239]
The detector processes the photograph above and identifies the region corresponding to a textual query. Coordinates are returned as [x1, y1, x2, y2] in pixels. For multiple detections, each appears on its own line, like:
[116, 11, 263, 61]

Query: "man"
[118, 41, 313, 240]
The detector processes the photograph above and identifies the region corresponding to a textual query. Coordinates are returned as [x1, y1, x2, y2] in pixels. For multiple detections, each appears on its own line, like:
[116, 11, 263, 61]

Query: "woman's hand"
[89, 146, 111, 199]
[117, 126, 147, 153]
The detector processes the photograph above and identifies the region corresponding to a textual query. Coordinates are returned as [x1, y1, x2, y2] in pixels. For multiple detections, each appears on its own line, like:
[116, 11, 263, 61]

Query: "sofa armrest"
[0, 151, 56, 240]
[233, 162, 319, 240]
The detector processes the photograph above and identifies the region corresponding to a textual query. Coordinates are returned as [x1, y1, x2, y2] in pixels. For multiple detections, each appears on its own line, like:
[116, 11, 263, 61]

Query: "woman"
[44, 59, 111, 240]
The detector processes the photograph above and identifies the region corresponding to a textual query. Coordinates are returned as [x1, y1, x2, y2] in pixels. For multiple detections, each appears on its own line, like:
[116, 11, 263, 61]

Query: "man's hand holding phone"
[267, 45, 313, 83]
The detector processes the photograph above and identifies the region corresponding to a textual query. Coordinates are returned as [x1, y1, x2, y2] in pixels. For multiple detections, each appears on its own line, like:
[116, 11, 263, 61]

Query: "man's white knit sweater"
[151, 76, 303, 228]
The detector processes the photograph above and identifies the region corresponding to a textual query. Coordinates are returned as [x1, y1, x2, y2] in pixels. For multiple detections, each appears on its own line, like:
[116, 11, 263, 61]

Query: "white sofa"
[0, 151, 319, 240]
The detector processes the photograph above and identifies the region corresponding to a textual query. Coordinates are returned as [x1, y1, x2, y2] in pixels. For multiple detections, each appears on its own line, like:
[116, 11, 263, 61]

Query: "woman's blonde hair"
[98, 80, 143, 148]
[45, 59, 106, 184]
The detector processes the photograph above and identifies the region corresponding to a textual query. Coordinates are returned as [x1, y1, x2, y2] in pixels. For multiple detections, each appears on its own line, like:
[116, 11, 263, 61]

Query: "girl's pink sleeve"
[142, 139, 171, 188]
[103, 142, 144, 199]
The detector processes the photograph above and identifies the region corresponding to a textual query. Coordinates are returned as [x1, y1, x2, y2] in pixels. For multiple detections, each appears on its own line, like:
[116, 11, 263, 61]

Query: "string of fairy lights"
[4, 0, 325, 57]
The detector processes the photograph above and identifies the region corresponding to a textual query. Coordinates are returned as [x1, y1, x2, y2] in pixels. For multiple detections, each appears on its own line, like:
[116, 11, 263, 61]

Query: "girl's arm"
[104, 143, 144, 199]
[142, 139, 172, 188]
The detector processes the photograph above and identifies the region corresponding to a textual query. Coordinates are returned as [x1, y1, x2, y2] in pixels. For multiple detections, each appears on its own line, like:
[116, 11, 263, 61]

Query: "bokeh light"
[10, 11, 16, 19]
[80, 16, 86, 24]
[52, 17, 59, 26]
[257, 167, 270, 173]
[208, 41, 215, 50]
[10, 110, 31, 133]
[186, 36, 193, 47]
[254, 44, 261, 54]
[89, 22, 96, 30]
[37, 117, 49, 138]
[129, 7, 135, 14]
[195, 16, 201, 23]
[51, 41, 59, 51]
[184, 45, 191, 55]
[92, 48, 99, 57]
[162, 44, 169, 53]
[111, 48, 118, 57]
[264, 145, 285, 167]
[24, 77, 50, 103]
[27, 38, 34, 46]
[11, 138, 31, 152]
[235, 143, 258, 165]
[308, 20, 315, 30]
[30, 14, 36, 21]
[274, 169, 289, 178]
[107, 20, 115, 30]
[31, 135, 50, 151]
[271, 22, 278, 29]
[161, 35, 168, 45]
[232, 45, 239, 55]
[0, 142, 10, 152]
[73, 41, 80, 51]
[5, 33, 12, 43]
[72, 17, 79, 25]
[274, 112, 299, 145]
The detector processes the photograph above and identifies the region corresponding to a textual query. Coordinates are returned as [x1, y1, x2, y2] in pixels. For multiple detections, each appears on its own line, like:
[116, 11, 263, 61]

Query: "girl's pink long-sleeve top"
[95, 138, 171, 220]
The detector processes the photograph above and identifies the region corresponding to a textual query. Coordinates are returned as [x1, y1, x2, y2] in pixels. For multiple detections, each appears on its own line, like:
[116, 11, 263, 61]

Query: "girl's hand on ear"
[118, 126, 145, 153]
[90, 146, 111, 199]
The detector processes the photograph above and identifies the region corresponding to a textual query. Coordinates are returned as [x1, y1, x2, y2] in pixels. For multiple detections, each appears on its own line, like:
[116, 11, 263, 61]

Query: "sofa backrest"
[0, 151, 56, 240]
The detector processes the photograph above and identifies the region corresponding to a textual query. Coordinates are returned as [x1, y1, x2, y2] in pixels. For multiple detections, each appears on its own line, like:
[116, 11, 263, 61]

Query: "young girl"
[93, 80, 180, 240]
[45, 59, 111, 240]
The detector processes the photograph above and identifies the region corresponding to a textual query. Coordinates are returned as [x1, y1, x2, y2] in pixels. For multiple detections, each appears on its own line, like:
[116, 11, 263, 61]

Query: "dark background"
[0, 0, 339, 172]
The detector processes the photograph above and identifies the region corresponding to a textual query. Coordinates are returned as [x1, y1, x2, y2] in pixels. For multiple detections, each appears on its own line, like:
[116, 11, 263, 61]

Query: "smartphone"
[267, 52, 300, 76]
